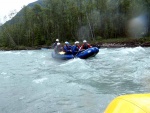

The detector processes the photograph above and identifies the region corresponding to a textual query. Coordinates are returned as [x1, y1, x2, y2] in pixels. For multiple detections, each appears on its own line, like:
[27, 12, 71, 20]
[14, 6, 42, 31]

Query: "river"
[0, 47, 150, 113]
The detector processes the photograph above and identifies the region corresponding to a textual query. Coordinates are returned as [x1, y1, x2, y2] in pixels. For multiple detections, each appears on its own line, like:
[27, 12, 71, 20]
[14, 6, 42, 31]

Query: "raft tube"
[76, 47, 99, 59]
[104, 93, 150, 113]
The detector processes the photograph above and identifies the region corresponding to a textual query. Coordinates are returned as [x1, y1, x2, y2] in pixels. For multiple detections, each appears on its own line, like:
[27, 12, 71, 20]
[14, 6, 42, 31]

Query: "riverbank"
[92, 37, 150, 48]
[92, 42, 150, 48]
[0, 38, 150, 50]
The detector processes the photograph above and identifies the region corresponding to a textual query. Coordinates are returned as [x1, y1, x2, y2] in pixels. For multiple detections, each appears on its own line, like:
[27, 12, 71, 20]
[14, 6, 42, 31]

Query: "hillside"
[2, 0, 44, 25]
[0, 0, 150, 50]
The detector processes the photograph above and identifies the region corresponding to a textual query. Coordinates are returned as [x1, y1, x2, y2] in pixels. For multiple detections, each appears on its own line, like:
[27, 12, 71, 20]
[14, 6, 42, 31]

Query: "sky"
[0, 0, 37, 24]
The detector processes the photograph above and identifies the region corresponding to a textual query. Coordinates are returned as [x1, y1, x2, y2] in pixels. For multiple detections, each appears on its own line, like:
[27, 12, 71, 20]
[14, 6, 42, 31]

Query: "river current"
[0, 47, 150, 113]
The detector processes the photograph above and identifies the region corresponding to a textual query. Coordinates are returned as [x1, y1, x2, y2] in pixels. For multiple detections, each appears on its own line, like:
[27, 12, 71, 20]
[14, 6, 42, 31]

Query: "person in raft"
[54, 42, 63, 54]
[52, 39, 59, 49]
[72, 41, 80, 56]
[79, 40, 92, 51]
[63, 41, 72, 55]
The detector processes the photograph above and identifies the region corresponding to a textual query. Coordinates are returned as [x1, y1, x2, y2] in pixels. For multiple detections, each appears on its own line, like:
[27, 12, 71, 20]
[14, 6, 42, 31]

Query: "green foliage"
[0, 0, 150, 48]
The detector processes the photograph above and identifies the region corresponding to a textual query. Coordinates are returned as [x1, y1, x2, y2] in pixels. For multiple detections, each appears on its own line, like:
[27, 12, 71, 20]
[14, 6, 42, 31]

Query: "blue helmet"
[65, 41, 69, 45]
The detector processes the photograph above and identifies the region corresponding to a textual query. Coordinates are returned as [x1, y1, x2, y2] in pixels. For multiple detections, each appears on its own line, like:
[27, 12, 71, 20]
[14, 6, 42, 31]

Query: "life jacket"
[63, 45, 72, 52]
[54, 45, 62, 53]
[73, 45, 80, 51]
[72, 45, 80, 55]
[52, 42, 58, 48]
[81, 43, 91, 50]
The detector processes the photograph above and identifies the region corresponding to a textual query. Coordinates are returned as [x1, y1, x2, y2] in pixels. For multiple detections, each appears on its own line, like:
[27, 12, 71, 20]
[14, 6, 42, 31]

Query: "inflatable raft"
[105, 93, 150, 113]
[76, 47, 99, 59]
[52, 47, 99, 60]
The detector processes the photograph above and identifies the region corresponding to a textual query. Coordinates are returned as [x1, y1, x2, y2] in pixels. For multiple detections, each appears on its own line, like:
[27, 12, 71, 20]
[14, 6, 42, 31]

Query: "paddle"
[59, 51, 65, 55]
[75, 49, 85, 58]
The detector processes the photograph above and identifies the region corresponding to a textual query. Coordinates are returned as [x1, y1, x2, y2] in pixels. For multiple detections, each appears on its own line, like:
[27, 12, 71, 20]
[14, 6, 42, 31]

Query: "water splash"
[1, 72, 7, 75]
[32, 77, 48, 84]
[121, 46, 145, 54]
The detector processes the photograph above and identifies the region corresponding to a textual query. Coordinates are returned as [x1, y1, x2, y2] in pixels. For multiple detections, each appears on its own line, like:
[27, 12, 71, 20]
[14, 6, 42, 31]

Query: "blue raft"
[52, 47, 99, 60]
[76, 47, 99, 59]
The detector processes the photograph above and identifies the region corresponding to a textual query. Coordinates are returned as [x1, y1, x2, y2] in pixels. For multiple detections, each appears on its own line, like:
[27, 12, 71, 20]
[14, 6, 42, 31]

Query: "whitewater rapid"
[0, 47, 150, 113]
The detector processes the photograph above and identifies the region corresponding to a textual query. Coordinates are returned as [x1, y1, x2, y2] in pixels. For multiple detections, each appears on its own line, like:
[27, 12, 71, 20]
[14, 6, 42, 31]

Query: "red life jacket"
[80, 43, 91, 50]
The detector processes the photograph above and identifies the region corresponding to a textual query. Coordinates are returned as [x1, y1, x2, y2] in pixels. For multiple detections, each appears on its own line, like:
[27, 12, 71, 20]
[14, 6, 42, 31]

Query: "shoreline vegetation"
[0, 37, 150, 51]
[1, 0, 150, 51]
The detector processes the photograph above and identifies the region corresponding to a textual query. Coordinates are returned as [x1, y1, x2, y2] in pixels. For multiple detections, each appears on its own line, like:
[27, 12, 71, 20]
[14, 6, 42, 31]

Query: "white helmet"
[75, 41, 79, 44]
[56, 39, 59, 41]
[83, 40, 87, 43]
[57, 42, 60, 45]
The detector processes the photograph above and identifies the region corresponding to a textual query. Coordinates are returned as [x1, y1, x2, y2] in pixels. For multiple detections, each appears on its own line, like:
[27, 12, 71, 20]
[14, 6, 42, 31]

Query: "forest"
[0, 0, 150, 49]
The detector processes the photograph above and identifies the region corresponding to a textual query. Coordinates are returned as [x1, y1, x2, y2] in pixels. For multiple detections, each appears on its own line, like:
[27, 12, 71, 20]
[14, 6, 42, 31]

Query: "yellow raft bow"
[105, 94, 150, 113]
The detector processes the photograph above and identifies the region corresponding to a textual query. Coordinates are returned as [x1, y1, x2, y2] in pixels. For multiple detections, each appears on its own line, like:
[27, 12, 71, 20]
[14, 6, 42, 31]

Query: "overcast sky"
[0, 0, 37, 24]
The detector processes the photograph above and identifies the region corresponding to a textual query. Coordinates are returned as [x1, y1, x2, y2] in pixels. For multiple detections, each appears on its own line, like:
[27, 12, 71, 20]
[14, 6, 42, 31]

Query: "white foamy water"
[0, 47, 150, 113]
[33, 77, 48, 84]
